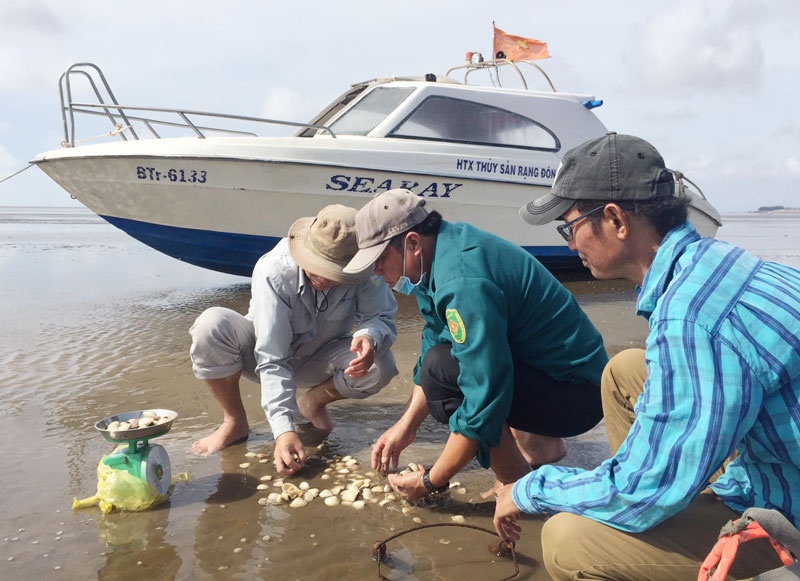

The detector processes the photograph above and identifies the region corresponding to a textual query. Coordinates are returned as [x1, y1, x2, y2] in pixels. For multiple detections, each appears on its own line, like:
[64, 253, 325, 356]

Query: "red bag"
[699, 508, 800, 581]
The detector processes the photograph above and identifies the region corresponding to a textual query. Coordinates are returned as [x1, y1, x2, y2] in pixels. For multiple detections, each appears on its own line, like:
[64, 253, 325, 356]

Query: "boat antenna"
[487, 53, 502, 87]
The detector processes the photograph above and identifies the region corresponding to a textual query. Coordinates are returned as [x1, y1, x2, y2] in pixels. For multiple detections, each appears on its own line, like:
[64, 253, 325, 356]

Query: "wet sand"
[1, 209, 797, 580]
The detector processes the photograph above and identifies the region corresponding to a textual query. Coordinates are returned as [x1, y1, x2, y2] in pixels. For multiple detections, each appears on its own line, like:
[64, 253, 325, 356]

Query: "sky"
[0, 0, 798, 213]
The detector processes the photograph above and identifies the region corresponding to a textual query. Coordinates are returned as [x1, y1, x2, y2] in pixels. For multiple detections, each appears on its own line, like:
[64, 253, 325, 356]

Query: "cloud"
[260, 88, 318, 127]
[0, 143, 22, 178]
[623, 0, 765, 96]
[0, 1, 62, 32]
[774, 123, 800, 142]
[0, 1, 64, 90]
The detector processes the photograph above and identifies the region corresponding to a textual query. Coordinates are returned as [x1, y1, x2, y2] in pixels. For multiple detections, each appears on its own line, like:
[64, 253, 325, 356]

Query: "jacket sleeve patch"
[446, 308, 467, 344]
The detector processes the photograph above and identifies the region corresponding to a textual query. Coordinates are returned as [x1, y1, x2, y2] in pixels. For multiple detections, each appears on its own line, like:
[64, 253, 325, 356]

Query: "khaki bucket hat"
[288, 204, 369, 284]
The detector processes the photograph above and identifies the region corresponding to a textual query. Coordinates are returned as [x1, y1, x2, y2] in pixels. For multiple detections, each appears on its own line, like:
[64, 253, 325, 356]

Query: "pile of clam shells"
[243, 452, 468, 522]
[106, 410, 172, 432]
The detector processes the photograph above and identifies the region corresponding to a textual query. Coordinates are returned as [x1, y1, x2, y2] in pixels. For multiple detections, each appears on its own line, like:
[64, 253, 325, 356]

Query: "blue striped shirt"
[512, 222, 800, 532]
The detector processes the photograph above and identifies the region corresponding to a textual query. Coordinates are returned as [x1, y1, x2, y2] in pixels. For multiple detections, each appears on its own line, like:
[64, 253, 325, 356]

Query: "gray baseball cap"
[343, 189, 429, 274]
[520, 132, 681, 225]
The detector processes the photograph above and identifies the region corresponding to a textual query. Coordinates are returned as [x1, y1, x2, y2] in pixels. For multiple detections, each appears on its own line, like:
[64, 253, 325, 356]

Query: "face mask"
[392, 238, 426, 296]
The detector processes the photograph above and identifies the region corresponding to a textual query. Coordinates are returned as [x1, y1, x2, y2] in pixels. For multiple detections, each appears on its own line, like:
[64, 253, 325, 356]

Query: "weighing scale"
[94, 409, 177, 496]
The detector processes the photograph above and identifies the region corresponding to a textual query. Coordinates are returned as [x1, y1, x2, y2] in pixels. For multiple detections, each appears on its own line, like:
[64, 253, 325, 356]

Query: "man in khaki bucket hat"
[189, 204, 398, 474]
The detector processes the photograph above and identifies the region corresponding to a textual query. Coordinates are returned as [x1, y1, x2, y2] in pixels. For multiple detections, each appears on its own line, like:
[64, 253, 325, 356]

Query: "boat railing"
[445, 56, 557, 92]
[58, 63, 336, 148]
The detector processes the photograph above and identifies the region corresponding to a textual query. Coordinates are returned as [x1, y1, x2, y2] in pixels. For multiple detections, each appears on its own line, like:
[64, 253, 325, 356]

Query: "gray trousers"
[189, 306, 397, 399]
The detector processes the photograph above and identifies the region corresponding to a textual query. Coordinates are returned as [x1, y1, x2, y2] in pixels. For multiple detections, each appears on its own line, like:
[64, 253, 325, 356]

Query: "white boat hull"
[33, 137, 581, 275]
[34, 137, 721, 276]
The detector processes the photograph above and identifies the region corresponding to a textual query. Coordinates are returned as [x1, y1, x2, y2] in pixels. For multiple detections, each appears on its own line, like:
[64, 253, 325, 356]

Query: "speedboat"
[31, 58, 722, 277]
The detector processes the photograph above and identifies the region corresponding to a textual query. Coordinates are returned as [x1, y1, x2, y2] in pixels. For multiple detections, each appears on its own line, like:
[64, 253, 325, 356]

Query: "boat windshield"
[328, 87, 415, 135]
[390, 95, 559, 151]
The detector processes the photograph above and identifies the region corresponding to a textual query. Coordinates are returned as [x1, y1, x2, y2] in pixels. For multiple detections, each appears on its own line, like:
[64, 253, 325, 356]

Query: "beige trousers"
[540, 349, 783, 581]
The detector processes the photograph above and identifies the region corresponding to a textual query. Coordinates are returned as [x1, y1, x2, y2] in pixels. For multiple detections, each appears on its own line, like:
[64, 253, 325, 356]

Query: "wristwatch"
[422, 467, 449, 495]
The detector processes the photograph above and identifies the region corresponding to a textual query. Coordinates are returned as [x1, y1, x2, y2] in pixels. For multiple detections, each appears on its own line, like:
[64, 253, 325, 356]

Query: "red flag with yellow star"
[493, 25, 550, 61]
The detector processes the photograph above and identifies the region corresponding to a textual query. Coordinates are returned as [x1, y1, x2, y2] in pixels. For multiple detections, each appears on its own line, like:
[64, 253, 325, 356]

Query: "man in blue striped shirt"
[496, 132, 800, 580]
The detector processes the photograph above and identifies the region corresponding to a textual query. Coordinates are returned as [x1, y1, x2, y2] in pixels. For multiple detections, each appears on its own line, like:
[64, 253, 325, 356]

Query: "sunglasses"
[556, 205, 606, 242]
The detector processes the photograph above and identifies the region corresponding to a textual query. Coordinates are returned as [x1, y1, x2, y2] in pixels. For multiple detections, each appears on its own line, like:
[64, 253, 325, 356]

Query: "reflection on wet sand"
[193, 456, 263, 578]
[96, 507, 181, 581]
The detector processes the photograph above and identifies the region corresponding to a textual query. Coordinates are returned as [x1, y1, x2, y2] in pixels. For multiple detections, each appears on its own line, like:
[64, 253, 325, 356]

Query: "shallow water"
[1, 208, 797, 580]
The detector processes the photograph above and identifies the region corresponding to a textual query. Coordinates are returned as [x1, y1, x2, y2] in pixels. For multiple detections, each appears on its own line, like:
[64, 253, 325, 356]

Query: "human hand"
[274, 431, 307, 475]
[371, 422, 416, 472]
[387, 466, 429, 502]
[493, 483, 522, 542]
[345, 335, 375, 378]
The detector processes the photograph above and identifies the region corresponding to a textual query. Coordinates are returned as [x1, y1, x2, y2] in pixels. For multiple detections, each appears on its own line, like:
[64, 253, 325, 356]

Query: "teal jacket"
[413, 221, 608, 466]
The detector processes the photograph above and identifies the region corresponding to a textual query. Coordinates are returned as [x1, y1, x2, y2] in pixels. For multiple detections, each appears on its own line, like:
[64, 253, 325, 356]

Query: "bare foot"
[297, 394, 336, 431]
[191, 420, 249, 454]
[512, 430, 567, 467]
[481, 479, 505, 500]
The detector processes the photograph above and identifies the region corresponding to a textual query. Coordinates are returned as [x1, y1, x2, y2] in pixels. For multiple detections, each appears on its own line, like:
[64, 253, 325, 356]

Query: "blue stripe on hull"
[526, 247, 582, 271]
[101, 215, 581, 277]
[102, 215, 279, 277]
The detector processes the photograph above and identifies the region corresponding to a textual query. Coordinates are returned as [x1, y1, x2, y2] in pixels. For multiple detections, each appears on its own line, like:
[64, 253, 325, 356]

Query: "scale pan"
[95, 409, 178, 441]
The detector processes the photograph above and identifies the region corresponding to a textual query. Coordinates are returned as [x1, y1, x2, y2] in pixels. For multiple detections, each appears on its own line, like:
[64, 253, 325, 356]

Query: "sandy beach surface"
[1, 209, 798, 580]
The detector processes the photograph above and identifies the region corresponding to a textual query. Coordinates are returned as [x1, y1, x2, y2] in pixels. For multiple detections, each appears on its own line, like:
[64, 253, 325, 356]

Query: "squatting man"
[189, 204, 398, 475]
[343, 189, 608, 501]
[494, 132, 800, 580]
